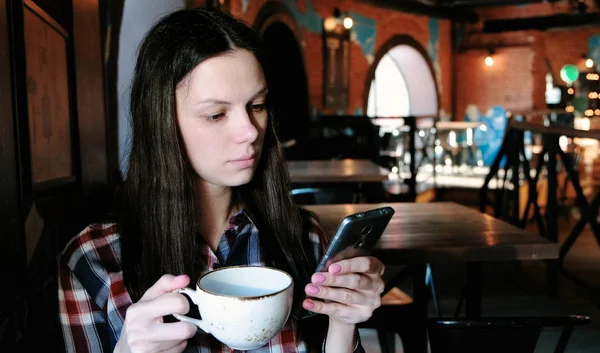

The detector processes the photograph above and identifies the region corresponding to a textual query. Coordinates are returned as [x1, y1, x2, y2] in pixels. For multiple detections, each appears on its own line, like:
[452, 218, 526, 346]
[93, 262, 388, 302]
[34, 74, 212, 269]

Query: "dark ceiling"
[414, 0, 555, 8]
[355, 0, 600, 30]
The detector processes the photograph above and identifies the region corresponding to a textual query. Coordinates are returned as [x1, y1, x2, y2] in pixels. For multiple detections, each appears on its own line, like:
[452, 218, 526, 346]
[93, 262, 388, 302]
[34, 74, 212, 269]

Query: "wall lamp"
[323, 7, 353, 33]
[485, 49, 495, 67]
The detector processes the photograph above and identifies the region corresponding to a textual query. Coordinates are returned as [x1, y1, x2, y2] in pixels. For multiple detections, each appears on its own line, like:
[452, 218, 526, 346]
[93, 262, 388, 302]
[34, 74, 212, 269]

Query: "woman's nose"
[232, 111, 259, 143]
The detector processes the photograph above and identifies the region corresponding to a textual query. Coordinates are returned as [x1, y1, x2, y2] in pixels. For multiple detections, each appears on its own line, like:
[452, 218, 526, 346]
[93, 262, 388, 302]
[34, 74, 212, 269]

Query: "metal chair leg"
[426, 264, 441, 317]
[376, 330, 396, 353]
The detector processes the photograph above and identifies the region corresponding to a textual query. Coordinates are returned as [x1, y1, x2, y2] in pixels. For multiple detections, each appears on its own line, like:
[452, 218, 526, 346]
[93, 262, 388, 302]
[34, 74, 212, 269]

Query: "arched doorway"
[365, 36, 439, 184]
[365, 35, 439, 117]
[254, 2, 309, 159]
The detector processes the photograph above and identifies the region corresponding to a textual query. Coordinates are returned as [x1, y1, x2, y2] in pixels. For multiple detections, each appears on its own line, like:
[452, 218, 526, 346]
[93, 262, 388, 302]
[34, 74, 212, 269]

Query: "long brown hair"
[118, 7, 322, 342]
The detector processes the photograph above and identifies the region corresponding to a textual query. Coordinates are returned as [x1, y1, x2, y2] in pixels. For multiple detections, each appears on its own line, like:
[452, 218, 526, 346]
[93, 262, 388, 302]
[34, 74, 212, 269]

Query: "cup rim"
[196, 265, 293, 300]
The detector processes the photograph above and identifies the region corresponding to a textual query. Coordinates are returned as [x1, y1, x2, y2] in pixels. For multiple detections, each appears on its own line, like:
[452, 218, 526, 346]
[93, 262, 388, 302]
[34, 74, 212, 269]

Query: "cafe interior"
[2, 0, 600, 352]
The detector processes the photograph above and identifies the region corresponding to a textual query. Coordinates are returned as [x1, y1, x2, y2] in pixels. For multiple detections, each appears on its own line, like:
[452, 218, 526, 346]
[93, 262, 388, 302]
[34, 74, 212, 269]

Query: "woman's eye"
[251, 104, 266, 112]
[206, 112, 225, 121]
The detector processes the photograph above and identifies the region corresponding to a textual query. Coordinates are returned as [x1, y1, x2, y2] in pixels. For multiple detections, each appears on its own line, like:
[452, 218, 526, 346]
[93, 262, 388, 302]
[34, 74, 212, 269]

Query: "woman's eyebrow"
[195, 87, 268, 106]
[195, 98, 231, 105]
[250, 86, 268, 100]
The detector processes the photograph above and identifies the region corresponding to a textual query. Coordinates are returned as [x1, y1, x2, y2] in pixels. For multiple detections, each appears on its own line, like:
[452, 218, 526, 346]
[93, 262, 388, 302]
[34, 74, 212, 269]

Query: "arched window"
[367, 53, 410, 117]
[365, 36, 439, 117]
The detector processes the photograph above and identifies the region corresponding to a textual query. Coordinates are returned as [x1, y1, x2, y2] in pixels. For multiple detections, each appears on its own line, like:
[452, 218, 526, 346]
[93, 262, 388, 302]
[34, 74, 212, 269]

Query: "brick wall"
[476, 0, 599, 19]
[455, 0, 600, 119]
[456, 46, 535, 119]
[224, 0, 452, 116]
[191, 1, 600, 121]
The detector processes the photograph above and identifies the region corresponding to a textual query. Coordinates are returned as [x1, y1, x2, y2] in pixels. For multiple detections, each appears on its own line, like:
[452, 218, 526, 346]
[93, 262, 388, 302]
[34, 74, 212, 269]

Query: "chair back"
[291, 187, 355, 205]
[428, 315, 591, 353]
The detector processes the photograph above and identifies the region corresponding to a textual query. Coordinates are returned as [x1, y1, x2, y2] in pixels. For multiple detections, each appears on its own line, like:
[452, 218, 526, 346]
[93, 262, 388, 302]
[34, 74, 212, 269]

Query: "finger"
[159, 340, 188, 353]
[329, 256, 384, 276]
[129, 292, 191, 321]
[127, 322, 195, 352]
[311, 272, 373, 290]
[148, 321, 197, 342]
[127, 336, 188, 353]
[141, 274, 190, 302]
[302, 299, 364, 322]
[305, 284, 365, 305]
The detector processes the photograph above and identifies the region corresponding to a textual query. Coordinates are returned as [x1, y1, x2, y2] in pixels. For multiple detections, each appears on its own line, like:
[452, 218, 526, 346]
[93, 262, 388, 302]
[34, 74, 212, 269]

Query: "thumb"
[140, 274, 190, 302]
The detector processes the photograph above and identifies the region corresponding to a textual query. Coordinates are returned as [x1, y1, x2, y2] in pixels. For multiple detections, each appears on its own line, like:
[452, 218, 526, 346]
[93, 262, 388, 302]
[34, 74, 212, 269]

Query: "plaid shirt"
[59, 210, 360, 353]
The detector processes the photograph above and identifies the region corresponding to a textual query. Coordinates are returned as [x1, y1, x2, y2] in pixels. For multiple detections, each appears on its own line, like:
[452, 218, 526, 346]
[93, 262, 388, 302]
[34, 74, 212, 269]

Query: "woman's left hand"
[302, 256, 385, 324]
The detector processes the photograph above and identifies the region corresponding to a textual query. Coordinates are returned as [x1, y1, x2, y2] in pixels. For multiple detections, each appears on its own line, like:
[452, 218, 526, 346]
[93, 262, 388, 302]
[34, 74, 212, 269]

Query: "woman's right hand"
[114, 274, 198, 353]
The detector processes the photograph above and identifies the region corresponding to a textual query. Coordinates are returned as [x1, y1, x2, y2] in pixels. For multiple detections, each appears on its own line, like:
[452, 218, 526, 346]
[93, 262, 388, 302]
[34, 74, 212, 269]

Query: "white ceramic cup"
[173, 266, 294, 350]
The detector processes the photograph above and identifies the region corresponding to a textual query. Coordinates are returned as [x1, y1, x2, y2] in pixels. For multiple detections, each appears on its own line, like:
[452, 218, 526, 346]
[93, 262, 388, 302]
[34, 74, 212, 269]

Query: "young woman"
[59, 7, 384, 353]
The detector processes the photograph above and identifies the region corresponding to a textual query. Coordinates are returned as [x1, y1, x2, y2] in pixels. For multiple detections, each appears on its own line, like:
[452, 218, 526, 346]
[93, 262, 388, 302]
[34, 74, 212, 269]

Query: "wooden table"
[305, 202, 558, 353]
[306, 202, 557, 265]
[287, 159, 390, 183]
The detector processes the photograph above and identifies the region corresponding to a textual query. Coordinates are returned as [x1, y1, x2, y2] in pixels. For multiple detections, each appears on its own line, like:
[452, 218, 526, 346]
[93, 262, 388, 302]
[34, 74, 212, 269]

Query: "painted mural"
[283, 0, 322, 34]
[348, 11, 376, 64]
[590, 34, 600, 72]
[241, 0, 322, 33]
[465, 104, 508, 166]
[428, 18, 442, 97]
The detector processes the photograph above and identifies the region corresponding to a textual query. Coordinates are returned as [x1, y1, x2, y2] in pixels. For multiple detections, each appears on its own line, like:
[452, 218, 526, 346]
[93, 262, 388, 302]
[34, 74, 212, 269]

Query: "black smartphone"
[295, 206, 395, 320]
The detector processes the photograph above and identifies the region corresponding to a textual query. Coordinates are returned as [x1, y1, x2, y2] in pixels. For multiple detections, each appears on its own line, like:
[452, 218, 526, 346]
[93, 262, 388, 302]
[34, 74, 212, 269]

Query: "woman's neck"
[195, 180, 239, 251]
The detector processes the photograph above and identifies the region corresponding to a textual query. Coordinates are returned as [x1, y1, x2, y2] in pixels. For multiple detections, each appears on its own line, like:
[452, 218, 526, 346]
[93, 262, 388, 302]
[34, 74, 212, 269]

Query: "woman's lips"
[230, 156, 256, 169]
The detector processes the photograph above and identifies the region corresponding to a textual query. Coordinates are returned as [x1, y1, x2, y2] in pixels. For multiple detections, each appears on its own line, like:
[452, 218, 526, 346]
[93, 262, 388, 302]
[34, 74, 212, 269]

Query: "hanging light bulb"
[586, 58, 594, 68]
[485, 49, 495, 67]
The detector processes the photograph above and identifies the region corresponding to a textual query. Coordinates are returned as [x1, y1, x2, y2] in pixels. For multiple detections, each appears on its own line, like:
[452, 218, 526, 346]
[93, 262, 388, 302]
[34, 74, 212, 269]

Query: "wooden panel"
[0, 3, 19, 223]
[288, 159, 390, 183]
[72, 0, 108, 189]
[305, 202, 558, 264]
[0, 0, 27, 333]
[23, 3, 73, 185]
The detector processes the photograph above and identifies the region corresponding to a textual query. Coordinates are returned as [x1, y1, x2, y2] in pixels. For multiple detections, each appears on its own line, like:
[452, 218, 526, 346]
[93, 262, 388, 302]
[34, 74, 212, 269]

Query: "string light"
[566, 105, 575, 112]
[596, 109, 600, 116]
[589, 92, 598, 99]
[585, 109, 594, 116]
[567, 87, 574, 94]
[586, 73, 599, 80]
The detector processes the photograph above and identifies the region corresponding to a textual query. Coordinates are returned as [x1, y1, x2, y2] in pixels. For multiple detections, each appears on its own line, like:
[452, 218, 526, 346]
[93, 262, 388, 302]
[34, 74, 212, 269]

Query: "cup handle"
[172, 287, 211, 333]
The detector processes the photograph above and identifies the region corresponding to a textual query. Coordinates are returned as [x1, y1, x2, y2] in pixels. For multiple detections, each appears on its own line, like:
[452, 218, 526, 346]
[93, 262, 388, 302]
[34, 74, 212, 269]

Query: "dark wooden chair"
[291, 187, 356, 205]
[357, 264, 440, 353]
[20, 185, 120, 352]
[428, 315, 591, 353]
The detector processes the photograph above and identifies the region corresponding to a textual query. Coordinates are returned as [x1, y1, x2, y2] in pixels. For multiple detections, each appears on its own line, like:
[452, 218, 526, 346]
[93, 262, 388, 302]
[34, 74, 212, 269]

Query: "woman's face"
[176, 49, 268, 190]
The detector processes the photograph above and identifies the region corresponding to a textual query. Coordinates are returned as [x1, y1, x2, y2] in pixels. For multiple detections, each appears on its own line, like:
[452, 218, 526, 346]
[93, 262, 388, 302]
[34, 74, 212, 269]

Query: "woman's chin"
[227, 171, 256, 187]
